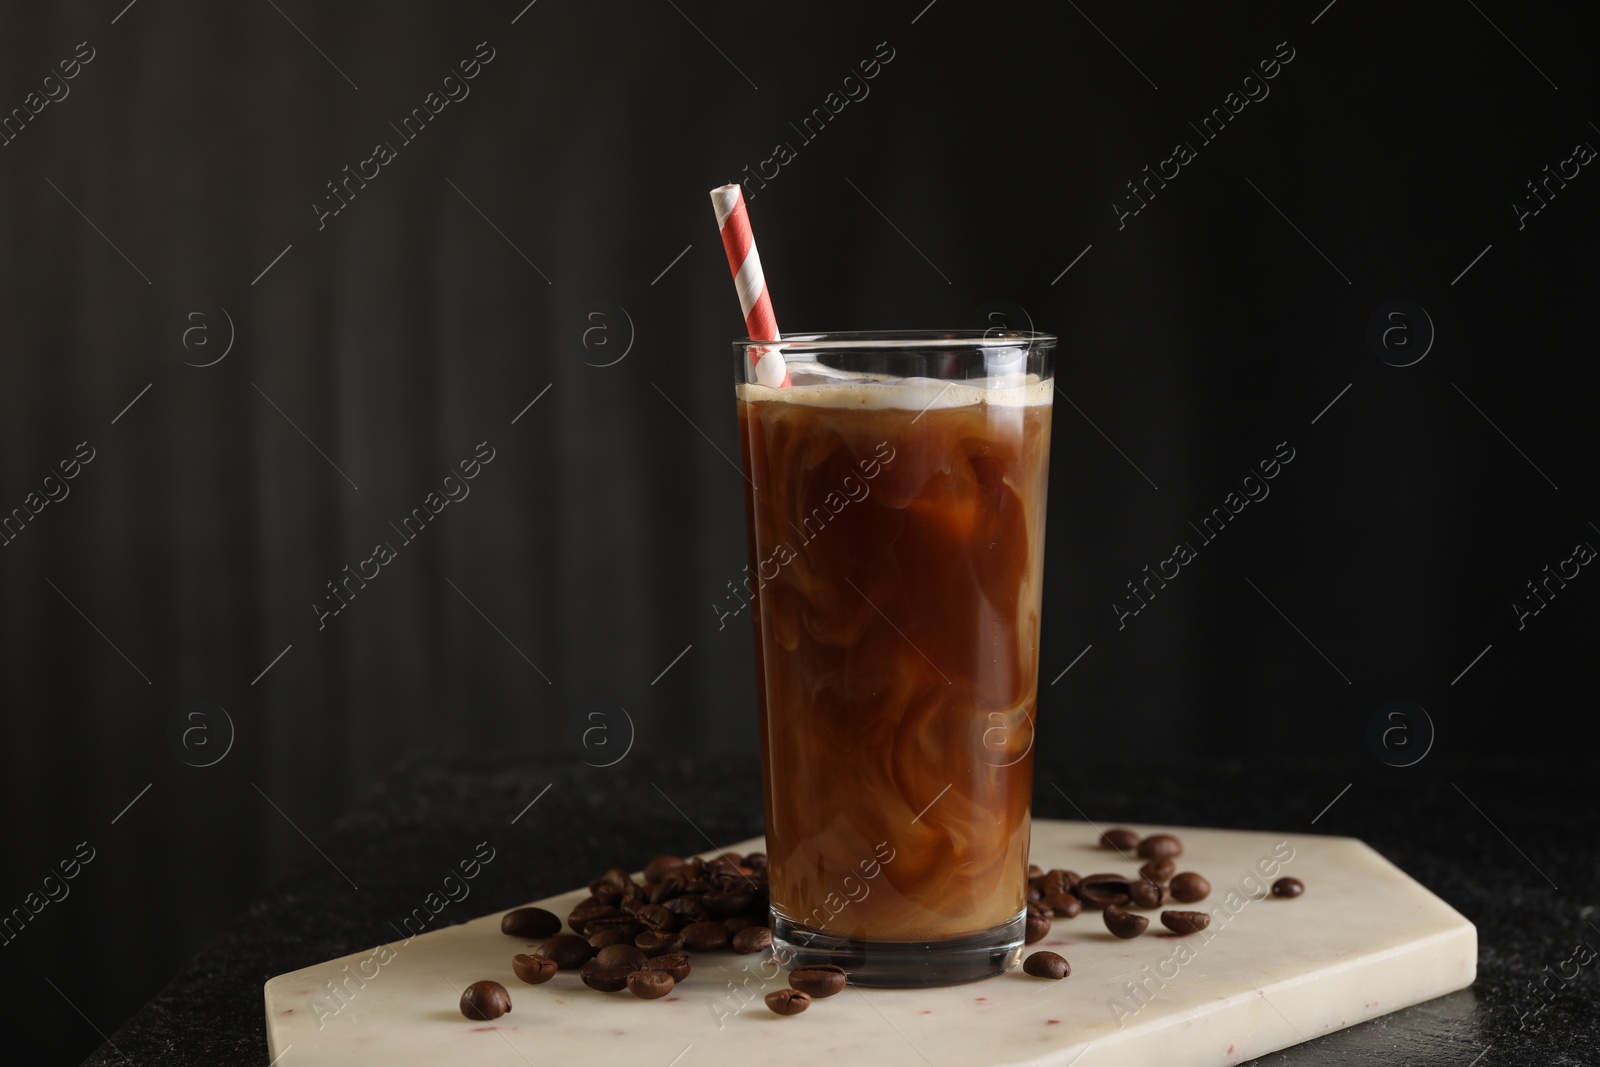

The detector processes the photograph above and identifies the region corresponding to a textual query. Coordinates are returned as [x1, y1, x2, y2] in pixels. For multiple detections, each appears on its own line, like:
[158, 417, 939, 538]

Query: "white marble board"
[264, 820, 1476, 1066]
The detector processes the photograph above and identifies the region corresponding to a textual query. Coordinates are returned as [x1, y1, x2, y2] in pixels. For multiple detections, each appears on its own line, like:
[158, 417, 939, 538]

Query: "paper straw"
[709, 184, 790, 387]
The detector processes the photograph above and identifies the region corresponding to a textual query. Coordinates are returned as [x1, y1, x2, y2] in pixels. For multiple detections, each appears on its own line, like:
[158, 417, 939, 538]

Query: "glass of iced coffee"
[734, 330, 1054, 987]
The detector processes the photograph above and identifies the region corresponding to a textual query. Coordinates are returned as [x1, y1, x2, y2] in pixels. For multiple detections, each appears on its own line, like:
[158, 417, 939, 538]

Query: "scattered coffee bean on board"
[1136, 833, 1183, 860]
[766, 989, 812, 1016]
[1025, 911, 1052, 944]
[1160, 910, 1211, 935]
[578, 962, 634, 993]
[1075, 873, 1132, 909]
[788, 964, 848, 998]
[587, 927, 636, 949]
[1138, 858, 1176, 884]
[1128, 879, 1164, 909]
[644, 854, 686, 882]
[681, 920, 731, 952]
[627, 969, 676, 999]
[590, 867, 636, 904]
[732, 926, 774, 954]
[664, 896, 711, 924]
[460, 980, 511, 1020]
[567, 898, 613, 932]
[1022, 951, 1071, 979]
[594, 943, 647, 971]
[635, 903, 678, 932]
[1170, 872, 1210, 903]
[500, 907, 561, 940]
[1100, 828, 1141, 852]
[645, 952, 693, 982]
[1272, 877, 1304, 898]
[1103, 904, 1149, 939]
[1043, 891, 1081, 918]
[1038, 869, 1080, 896]
[510, 953, 558, 985]
[636, 930, 685, 956]
[535, 933, 597, 969]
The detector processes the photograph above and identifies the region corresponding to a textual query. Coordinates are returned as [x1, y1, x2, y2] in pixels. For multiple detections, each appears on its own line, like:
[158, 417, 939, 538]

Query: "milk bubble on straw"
[709, 184, 790, 388]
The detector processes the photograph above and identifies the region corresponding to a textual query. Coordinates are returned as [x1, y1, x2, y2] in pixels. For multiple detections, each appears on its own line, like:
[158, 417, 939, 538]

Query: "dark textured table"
[85, 754, 1596, 1066]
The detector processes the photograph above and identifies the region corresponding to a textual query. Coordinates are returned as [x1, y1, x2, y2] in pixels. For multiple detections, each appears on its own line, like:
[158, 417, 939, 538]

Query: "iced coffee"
[734, 332, 1054, 986]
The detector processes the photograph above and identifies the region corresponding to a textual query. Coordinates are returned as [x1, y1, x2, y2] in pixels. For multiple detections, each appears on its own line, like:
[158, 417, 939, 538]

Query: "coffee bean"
[575, 904, 629, 927]
[766, 989, 811, 1016]
[634, 903, 678, 933]
[1028, 863, 1045, 879]
[788, 964, 847, 998]
[703, 888, 756, 917]
[648, 868, 702, 904]
[567, 898, 616, 932]
[1025, 911, 1052, 944]
[635, 930, 685, 957]
[1271, 877, 1304, 898]
[723, 914, 762, 934]
[584, 915, 643, 940]
[1103, 904, 1148, 939]
[1100, 828, 1141, 852]
[511, 953, 558, 985]
[1026, 883, 1043, 902]
[595, 943, 647, 971]
[459, 980, 511, 1020]
[1038, 869, 1080, 897]
[645, 952, 693, 982]
[1138, 858, 1176, 884]
[1127, 879, 1164, 909]
[664, 896, 711, 925]
[534, 933, 596, 970]
[1074, 873, 1131, 909]
[1022, 951, 1071, 979]
[644, 855, 686, 883]
[1160, 910, 1211, 935]
[1136, 833, 1182, 860]
[1042, 891, 1081, 918]
[588, 927, 637, 949]
[593, 866, 635, 894]
[579, 962, 633, 993]
[681, 920, 731, 952]
[590, 881, 629, 905]
[627, 969, 676, 1000]
[1169, 872, 1210, 903]
[500, 907, 561, 940]
[732, 926, 773, 954]
[745, 851, 768, 869]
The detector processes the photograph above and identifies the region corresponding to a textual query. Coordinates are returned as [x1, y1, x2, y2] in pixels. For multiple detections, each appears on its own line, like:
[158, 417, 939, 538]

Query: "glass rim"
[733, 329, 1055, 349]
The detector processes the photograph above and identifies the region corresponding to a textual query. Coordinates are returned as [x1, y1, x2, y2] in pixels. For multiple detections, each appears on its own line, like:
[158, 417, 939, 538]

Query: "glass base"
[771, 910, 1025, 988]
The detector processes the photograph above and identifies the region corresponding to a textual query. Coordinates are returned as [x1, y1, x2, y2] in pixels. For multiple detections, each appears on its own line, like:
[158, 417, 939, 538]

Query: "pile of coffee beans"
[462, 850, 841, 1019]
[1019, 826, 1304, 978]
[461, 831, 1309, 1012]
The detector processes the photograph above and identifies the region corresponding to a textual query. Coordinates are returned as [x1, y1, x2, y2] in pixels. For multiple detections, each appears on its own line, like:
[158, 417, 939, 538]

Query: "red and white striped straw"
[709, 184, 790, 388]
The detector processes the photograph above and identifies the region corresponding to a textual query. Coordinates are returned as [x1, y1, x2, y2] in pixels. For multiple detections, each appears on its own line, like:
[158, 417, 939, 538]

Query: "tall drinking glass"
[733, 330, 1055, 987]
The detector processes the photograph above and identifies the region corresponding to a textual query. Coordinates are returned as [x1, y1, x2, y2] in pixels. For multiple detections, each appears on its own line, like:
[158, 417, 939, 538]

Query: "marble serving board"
[264, 820, 1476, 1066]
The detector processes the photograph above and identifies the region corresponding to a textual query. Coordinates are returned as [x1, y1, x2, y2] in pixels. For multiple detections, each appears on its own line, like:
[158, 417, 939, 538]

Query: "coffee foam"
[736, 374, 1053, 410]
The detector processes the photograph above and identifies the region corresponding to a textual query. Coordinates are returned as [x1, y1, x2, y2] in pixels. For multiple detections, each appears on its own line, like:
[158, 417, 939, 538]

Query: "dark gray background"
[1, 0, 1594, 1062]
